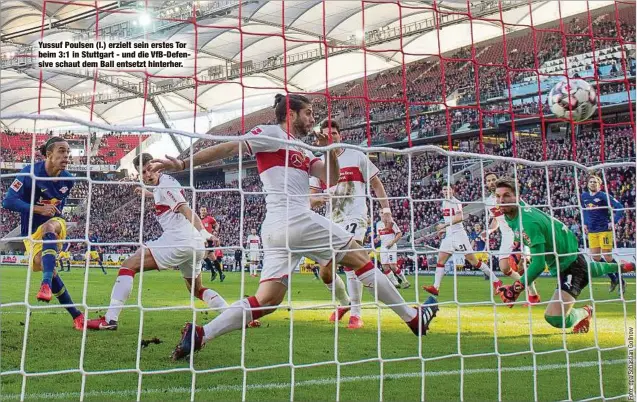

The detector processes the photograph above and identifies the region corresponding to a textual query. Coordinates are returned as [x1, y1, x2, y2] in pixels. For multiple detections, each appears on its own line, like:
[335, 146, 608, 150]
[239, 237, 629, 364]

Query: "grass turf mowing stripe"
[1, 358, 627, 400]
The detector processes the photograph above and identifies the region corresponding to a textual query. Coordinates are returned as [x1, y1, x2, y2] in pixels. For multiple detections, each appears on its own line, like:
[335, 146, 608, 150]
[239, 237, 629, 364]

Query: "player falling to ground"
[309, 119, 397, 329]
[86, 153, 228, 330]
[150, 94, 439, 360]
[199, 207, 225, 282]
[494, 178, 634, 333]
[581, 174, 626, 294]
[2, 137, 84, 330]
[88, 230, 107, 274]
[58, 242, 71, 272]
[423, 185, 501, 296]
[483, 172, 540, 304]
[246, 228, 261, 277]
[376, 214, 410, 289]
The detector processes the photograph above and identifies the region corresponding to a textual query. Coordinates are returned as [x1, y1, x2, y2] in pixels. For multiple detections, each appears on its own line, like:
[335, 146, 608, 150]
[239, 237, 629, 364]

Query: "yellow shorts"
[588, 231, 613, 249]
[58, 251, 70, 260]
[88, 251, 100, 261]
[23, 217, 67, 272]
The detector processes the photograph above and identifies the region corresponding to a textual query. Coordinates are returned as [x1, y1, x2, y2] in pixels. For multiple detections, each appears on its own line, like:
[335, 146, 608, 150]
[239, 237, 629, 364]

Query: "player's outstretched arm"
[176, 204, 214, 241]
[370, 176, 393, 219]
[150, 142, 241, 172]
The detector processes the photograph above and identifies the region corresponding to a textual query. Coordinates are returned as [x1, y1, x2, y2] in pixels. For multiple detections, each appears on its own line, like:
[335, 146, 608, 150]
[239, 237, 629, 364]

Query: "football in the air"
[548, 78, 597, 122]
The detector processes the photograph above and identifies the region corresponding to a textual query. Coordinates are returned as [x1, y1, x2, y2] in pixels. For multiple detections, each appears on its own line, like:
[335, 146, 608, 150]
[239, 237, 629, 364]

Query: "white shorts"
[248, 252, 260, 263]
[146, 236, 204, 278]
[439, 230, 473, 254]
[260, 211, 354, 283]
[497, 233, 515, 260]
[337, 217, 368, 243]
[380, 250, 397, 265]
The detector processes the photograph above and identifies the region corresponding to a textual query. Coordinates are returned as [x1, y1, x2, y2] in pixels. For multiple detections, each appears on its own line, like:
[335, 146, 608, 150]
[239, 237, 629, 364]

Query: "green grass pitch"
[1, 265, 634, 401]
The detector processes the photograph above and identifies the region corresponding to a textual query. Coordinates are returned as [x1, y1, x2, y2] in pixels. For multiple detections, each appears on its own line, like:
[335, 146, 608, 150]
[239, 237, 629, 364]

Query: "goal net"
[0, 1, 635, 401]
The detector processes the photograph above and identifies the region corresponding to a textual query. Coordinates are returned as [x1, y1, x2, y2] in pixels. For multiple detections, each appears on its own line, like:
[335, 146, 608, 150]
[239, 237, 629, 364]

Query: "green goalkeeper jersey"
[504, 201, 580, 286]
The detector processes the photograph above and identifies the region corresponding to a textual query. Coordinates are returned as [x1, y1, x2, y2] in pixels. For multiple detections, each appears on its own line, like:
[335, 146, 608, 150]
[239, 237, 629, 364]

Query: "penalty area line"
[1, 358, 628, 400]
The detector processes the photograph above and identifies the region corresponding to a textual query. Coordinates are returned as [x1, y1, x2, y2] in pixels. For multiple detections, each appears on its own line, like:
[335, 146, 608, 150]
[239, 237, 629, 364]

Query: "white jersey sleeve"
[155, 175, 187, 212]
[360, 154, 380, 182]
[309, 176, 325, 191]
[243, 125, 281, 155]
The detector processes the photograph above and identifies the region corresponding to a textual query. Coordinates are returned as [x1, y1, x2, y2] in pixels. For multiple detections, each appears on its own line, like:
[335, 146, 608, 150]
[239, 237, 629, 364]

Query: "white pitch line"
[1, 359, 627, 400]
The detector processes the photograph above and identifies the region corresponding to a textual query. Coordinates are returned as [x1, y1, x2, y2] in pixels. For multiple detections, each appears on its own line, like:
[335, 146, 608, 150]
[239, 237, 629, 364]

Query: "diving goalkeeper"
[494, 178, 634, 333]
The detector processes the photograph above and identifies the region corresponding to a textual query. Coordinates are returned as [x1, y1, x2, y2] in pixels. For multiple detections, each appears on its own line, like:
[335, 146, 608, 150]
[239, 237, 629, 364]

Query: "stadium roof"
[0, 0, 621, 134]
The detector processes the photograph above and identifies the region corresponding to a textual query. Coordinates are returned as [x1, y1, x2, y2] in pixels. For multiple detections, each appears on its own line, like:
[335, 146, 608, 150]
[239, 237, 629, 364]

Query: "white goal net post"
[0, 113, 634, 402]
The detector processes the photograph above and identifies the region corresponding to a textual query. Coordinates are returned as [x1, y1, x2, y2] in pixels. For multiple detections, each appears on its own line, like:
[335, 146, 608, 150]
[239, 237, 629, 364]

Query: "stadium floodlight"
[138, 13, 152, 27]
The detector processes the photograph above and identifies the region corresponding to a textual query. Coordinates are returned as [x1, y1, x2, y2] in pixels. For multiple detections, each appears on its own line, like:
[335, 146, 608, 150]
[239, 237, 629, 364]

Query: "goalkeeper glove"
[497, 280, 525, 307]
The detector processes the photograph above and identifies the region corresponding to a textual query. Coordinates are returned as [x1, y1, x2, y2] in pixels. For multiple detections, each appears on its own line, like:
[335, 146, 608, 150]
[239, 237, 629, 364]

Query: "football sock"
[383, 269, 400, 286]
[213, 260, 223, 276]
[312, 267, 319, 279]
[197, 288, 228, 310]
[356, 262, 416, 322]
[51, 274, 82, 319]
[545, 308, 589, 328]
[325, 274, 350, 306]
[203, 296, 269, 343]
[345, 269, 363, 317]
[505, 269, 521, 281]
[41, 232, 58, 286]
[475, 261, 498, 283]
[105, 268, 135, 323]
[433, 264, 445, 289]
[395, 268, 408, 282]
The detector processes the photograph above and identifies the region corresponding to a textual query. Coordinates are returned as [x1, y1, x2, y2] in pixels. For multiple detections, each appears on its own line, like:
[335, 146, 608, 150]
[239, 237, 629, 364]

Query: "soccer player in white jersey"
[246, 228, 261, 277]
[309, 119, 395, 329]
[423, 184, 501, 296]
[484, 173, 540, 304]
[150, 94, 439, 360]
[86, 153, 228, 330]
[376, 214, 410, 289]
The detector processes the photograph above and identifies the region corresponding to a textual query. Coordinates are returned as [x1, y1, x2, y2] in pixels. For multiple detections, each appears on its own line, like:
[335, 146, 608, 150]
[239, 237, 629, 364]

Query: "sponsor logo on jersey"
[10, 179, 23, 192]
[59, 186, 68, 194]
[38, 197, 61, 206]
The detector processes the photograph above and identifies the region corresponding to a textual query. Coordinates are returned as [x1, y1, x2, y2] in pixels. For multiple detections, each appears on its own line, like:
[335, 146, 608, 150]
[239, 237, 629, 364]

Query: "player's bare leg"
[381, 263, 400, 288]
[185, 275, 228, 310]
[423, 251, 451, 296]
[86, 248, 160, 330]
[544, 290, 592, 334]
[32, 242, 84, 330]
[464, 253, 501, 292]
[319, 263, 352, 324]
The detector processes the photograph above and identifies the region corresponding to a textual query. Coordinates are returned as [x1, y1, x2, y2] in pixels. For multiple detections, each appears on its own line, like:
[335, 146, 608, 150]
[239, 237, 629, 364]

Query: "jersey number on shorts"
[345, 223, 358, 234]
[456, 244, 467, 251]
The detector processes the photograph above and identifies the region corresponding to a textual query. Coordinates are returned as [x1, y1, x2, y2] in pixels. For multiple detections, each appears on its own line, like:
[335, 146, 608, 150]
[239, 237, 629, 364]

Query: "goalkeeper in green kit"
[494, 178, 634, 333]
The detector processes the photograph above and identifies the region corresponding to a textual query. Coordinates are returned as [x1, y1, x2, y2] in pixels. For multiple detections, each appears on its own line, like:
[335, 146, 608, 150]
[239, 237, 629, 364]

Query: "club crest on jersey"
[594, 198, 600, 202]
[59, 186, 68, 194]
[10, 179, 23, 192]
